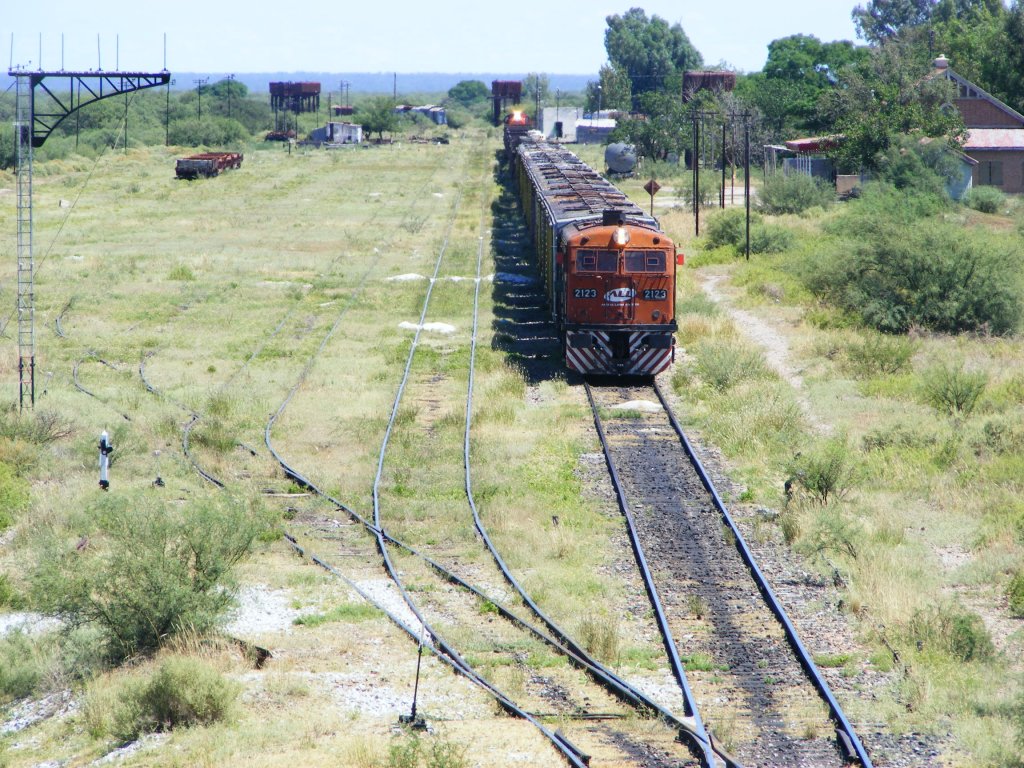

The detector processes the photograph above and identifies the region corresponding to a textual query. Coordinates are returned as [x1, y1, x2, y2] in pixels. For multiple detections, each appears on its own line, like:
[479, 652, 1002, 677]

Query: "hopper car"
[508, 126, 680, 376]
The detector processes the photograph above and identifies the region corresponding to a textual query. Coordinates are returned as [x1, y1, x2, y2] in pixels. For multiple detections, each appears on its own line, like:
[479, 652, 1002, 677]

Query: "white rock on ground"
[398, 321, 456, 334]
[223, 585, 301, 637]
[0, 612, 60, 638]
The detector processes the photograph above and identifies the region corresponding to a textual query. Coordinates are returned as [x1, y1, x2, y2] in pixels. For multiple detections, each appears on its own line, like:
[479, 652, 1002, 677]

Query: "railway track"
[585, 380, 873, 768]
[264, 159, 727, 766]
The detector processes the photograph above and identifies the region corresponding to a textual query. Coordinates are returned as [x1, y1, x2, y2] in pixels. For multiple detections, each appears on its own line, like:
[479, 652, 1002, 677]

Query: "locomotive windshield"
[623, 250, 667, 273]
[575, 249, 619, 272]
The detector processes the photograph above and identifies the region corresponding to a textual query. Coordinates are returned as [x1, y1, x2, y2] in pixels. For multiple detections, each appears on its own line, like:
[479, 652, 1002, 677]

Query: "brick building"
[935, 56, 1024, 193]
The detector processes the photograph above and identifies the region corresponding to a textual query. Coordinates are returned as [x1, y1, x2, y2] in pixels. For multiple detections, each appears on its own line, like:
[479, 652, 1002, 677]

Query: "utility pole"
[744, 113, 751, 260]
[227, 73, 235, 119]
[194, 77, 208, 122]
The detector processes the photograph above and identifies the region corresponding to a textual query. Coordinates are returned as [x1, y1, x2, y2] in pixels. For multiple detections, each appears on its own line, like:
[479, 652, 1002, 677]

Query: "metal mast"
[8, 67, 171, 409]
[15, 74, 35, 409]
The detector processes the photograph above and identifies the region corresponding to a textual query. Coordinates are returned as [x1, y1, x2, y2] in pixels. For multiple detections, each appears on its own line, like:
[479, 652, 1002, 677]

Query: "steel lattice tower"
[8, 67, 171, 409]
[14, 74, 35, 409]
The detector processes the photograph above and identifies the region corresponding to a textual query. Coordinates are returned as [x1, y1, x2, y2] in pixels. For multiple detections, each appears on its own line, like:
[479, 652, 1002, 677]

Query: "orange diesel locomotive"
[511, 132, 680, 376]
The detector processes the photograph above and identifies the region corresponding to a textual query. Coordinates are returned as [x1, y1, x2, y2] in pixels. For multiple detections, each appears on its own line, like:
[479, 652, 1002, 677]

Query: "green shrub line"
[799, 183, 1022, 335]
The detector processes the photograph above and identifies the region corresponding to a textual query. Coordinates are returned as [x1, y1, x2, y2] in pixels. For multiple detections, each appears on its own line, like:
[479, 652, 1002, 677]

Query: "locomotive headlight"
[613, 227, 630, 246]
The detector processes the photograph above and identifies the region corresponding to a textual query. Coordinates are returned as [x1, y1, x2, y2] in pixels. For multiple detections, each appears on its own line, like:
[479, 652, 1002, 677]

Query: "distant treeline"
[0, 72, 593, 96]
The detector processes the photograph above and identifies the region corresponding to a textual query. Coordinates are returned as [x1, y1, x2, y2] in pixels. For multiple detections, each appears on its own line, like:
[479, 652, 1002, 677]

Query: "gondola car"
[510, 130, 680, 376]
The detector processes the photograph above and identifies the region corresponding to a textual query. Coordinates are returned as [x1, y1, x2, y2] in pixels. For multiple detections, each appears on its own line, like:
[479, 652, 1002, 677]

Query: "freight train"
[507, 125, 680, 376]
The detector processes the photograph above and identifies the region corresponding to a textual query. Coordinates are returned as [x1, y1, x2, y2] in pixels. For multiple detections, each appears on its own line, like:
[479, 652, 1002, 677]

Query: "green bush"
[0, 463, 29, 531]
[704, 208, 792, 255]
[692, 341, 770, 392]
[168, 264, 195, 281]
[749, 222, 794, 254]
[30, 494, 270, 660]
[785, 438, 858, 505]
[705, 207, 758, 250]
[679, 172, 722, 209]
[906, 604, 994, 662]
[0, 631, 43, 703]
[878, 135, 959, 198]
[919, 362, 988, 417]
[166, 117, 248, 148]
[964, 186, 1005, 214]
[843, 333, 917, 378]
[757, 172, 835, 215]
[100, 657, 239, 743]
[1008, 572, 1024, 618]
[0, 408, 74, 444]
[805, 187, 1021, 334]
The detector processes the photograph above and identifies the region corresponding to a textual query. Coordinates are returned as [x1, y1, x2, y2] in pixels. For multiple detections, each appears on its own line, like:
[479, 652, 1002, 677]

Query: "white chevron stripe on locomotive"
[566, 331, 673, 375]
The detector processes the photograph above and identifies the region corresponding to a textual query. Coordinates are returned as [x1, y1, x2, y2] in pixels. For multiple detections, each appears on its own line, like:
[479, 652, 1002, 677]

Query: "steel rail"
[462, 217, 731, 762]
[72, 355, 131, 421]
[54, 298, 72, 338]
[281, 532, 591, 768]
[363, 184, 591, 768]
[652, 381, 874, 768]
[262, 182, 590, 768]
[584, 381, 720, 768]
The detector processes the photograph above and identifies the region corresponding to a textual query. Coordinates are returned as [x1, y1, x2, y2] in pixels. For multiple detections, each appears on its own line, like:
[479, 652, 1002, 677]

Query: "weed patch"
[919, 361, 988, 417]
[30, 493, 271, 660]
[293, 602, 381, 626]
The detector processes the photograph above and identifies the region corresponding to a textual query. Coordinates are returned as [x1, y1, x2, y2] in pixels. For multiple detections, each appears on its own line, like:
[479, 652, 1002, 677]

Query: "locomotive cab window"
[624, 250, 667, 273]
[575, 249, 618, 273]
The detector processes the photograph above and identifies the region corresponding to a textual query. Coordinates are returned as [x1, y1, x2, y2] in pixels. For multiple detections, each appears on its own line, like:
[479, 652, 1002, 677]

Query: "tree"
[852, 0, 938, 43]
[522, 73, 550, 104]
[604, 8, 702, 105]
[609, 90, 691, 160]
[988, 0, 1024, 112]
[819, 39, 965, 173]
[358, 96, 399, 141]
[754, 35, 869, 134]
[447, 79, 489, 107]
[585, 65, 632, 113]
[929, 2, 1007, 93]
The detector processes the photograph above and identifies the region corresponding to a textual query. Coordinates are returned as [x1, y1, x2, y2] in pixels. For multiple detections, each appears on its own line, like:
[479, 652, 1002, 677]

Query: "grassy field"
[0, 131, 1022, 767]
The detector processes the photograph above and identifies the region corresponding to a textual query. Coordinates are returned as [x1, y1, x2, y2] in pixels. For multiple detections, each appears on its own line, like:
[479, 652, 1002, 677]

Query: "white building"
[310, 121, 363, 144]
[538, 107, 585, 141]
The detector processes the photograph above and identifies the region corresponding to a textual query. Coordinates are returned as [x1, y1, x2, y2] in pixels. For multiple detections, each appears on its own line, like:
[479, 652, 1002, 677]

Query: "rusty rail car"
[174, 151, 243, 180]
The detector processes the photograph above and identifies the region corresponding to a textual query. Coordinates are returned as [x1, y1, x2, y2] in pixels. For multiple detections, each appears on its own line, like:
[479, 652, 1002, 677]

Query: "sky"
[5, 0, 862, 77]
